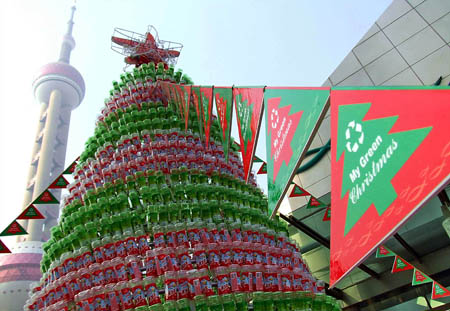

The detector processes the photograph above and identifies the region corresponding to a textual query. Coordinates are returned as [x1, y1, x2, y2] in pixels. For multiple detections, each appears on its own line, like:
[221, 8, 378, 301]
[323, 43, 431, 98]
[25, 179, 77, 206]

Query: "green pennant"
[48, 175, 69, 189]
[213, 87, 234, 161]
[432, 281, 450, 299]
[307, 196, 328, 209]
[257, 162, 267, 175]
[391, 255, 413, 273]
[180, 85, 192, 131]
[16, 205, 45, 220]
[412, 268, 432, 286]
[200, 86, 214, 147]
[0, 239, 11, 253]
[289, 184, 310, 197]
[0, 220, 27, 236]
[191, 86, 204, 139]
[323, 207, 331, 221]
[33, 190, 59, 204]
[63, 160, 78, 175]
[376, 245, 395, 258]
[253, 155, 264, 163]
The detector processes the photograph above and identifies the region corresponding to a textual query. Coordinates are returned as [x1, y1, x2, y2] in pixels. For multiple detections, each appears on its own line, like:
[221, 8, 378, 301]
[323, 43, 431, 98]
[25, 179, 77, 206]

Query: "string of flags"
[0, 158, 78, 253]
[288, 183, 331, 222]
[376, 245, 450, 300]
[160, 81, 331, 218]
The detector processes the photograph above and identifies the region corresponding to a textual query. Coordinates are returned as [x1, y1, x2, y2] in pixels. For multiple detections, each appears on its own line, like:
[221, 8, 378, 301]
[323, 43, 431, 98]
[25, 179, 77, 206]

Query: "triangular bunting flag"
[432, 281, 450, 299]
[16, 205, 45, 220]
[174, 84, 184, 119]
[191, 86, 204, 138]
[307, 196, 328, 209]
[181, 85, 192, 131]
[330, 86, 450, 287]
[411, 268, 432, 286]
[200, 86, 214, 147]
[391, 255, 414, 273]
[159, 81, 171, 104]
[233, 87, 265, 183]
[0, 220, 28, 236]
[0, 239, 11, 253]
[63, 160, 77, 175]
[323, 207, 331, 221]
[375, 245, 395, 258]
[213, 86, 234, 161]
[329, 87, 450, 287]
[48, 175, 69, 189]
[253, 155, 264, 163]
[289, 184, 310, 197]
[264, 87, 330, 217]
[257, 162, 267, 175]
[33, 190, 59, 204]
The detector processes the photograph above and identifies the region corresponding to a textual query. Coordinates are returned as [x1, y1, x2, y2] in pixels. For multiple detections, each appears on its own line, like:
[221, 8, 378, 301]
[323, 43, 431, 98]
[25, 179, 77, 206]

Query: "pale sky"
[0, 0, 391, 247]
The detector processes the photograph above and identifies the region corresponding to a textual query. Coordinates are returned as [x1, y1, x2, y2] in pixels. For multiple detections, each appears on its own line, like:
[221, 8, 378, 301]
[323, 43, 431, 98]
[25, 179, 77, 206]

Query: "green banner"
[191, 86, 204, 138]
[200, 86, 214, 147]
[213, 87, 233, 161]
[33, 190, 59, 204]
[264, 87, 330, 217]
[412, 268, 432, 286]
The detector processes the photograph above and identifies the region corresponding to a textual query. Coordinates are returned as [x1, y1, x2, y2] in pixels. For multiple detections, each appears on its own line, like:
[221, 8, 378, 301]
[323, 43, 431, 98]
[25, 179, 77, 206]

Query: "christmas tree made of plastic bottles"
[26, 61, 342, 311]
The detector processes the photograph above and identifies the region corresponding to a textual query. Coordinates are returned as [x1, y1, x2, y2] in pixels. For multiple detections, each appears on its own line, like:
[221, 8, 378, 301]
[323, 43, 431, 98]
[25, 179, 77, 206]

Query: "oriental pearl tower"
[0, 6, 84, 310]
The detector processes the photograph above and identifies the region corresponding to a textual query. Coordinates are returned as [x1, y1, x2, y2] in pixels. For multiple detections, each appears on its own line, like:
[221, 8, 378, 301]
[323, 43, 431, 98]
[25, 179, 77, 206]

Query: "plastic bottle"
[144, 276, 161, 306]
[130, 279, 147, 308]
[164, 271, 178, 301]
[214, 266, 231, 295]
[126, 255, 143, 280]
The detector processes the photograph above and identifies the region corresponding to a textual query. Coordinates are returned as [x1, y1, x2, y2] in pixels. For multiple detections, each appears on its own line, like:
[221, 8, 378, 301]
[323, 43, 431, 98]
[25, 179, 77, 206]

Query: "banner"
[375, 245, 395, 258]
[391, 255, 413, 273]
[0, 220, 27, 236]
[63, 160, 78, 175]
[289, 184, 310, 197]
[180, 85, 192, 131]
[307, 196, 328, 209]
[330, 86, 450, 287]
[200, 86, 214, 147]
[323, 207, 331, 221]
[0, 239, 11, 253]
[191, 86, 204, 137]
[257, 162, 267, 175]
[48, 175, 69, 189]
[233, 87, 265, 182]
[174, 84, 185, 119]
[432, 281, 450, 299]
[33, 190, 59, 204]
[264, 87, 330, 217]
[213, 87, 234, 161]
[411, 268, 432, 286]
[16, 205, 45, 220]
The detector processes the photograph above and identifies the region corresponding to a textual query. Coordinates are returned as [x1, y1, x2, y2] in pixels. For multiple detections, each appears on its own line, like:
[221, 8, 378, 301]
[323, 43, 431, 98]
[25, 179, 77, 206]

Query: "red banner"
[200, 86, 214, 147]
[330, 87, 450, 287]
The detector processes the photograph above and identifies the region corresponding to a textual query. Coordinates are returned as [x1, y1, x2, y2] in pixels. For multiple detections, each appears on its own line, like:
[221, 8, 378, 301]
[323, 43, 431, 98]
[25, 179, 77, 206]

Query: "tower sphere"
[33, 61, 85, 108]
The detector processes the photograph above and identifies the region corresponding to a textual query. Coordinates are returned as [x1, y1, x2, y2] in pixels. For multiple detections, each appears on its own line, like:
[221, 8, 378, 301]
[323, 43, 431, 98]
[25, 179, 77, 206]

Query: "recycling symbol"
[345, 120, 364, 152]
[270, 108, 279, 129]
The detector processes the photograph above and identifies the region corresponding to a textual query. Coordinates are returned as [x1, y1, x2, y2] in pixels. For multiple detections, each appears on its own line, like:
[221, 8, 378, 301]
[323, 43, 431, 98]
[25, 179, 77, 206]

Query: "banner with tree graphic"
[264, 87, 330, 217]
[330, 86, 450, 287]
[213, 87, 234, 161]
[233, 87, 265, 182]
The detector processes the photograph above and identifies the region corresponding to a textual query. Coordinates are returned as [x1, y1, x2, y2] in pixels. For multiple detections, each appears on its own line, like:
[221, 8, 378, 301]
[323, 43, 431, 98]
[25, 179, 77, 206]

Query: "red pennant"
[48, 175, 69, 189]
[289, 184, 310, 197]
[391, 255, 413, 273]
[323, 207, 331, 221]
[432, 281, 450, 299]
[191, 86, 204, 138]
[0, 239, 11, 253]
[257, 162, 267, 175]
[16, 205, 45, 220]
[0, 220, 28, 236]
[33, 190, 59, 204]
[411, 268, 432, 286]
[181, 85, 192, 131]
